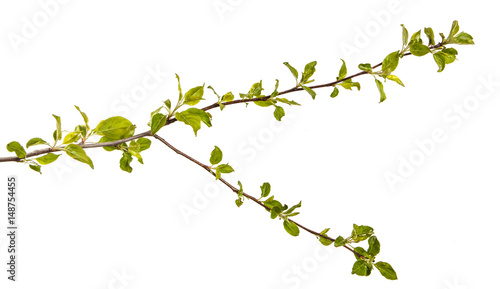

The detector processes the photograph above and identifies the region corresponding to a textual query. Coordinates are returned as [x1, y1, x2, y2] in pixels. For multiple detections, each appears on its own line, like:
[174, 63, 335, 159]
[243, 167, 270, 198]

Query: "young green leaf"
[374, 262, 398, 280]
[36, 153, 60, 165]
[401, 24, 408, 46]
[338, 59, 347, 80]
[270, 79, 280, 98]
[409, 43, 431, 56]
[184, 85, 205, 106]
[447, 20, 460, 42]
[235, 198, 243, 207]
[273, 106, 285, 121]
[433, 53, 446, 72]
[409, 30, 422, 45]
[249, 81, 263, 97]
[340, 79, 361, 91]
[164, 99, 172, 110]
[300, 85, 316, 99]
[441, 48, 458, 64]
[334, 235, 346, 247]
[150, 113, 168, 135]
[317, 228, 333, 246]
[260, 182, 271, 198]
[352, 260, 371, 277]
[75, 125, 87, 138]
[351, 224, 374, 242]
[65, 144, 94, 169]
[210, 146, 223, 165]
[29, 163, 41, 174]
[330, 87, 339, 98]
[358, 63, 372, 72]
[300, 61, 317, 84]
[95, 116, 136, 140]
[222, 92, 234, 102]
[382, 51, 400, 76]
[283, 220, 300, 237]
[424, 27, 435, 46]
[367, 236, 380, 257]
[453, 32, 474, 45]
[74, 105, 89, 129]
[374, 78, 387, 103]
[175, 73, 183, 101]
[175, 108, 212, 136]
[215, 164, 234, 179]
[387, 75, 405, 87]
[52, 114, 62, 141]
[26, 138, 49, 148]
[6, 141, 26, 159]
[120, 151, 133, 173]
[136, 138, 151, 152]
[283, 62, 299, 82]
[98, 136, 120, 151]
[63, 131, 81, 144]
[254, 98, 275, 107]
[275, 98, 300, 106]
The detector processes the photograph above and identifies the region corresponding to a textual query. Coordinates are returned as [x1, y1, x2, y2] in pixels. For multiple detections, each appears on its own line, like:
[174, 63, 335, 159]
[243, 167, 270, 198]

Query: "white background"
[0, 1, 498, 288]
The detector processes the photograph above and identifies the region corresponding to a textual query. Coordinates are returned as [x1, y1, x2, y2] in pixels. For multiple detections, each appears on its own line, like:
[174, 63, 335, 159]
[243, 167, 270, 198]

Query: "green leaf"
[352, 260, 371, 276]
[150, 113, 167, 135]
[386, 75, 405, 87]
[136, 138, 151, 152]
[283, 62, 299, 81]
[6, 141, 26, 159]
[340, 79, 361, 91]
[374, 262, 398, 280]
[358, 63, 372, 72]
[270, 79, 280, 98]
[74, 105, 89, 129]
[317, 228, 333, 246]
[338, 59, 347, 80]
[283, 220, 300, 237]
[215, 164, 234, 179]
[235, 199, 243, 207]
[175, 73, 183, 101]
[273, 106, 285, 121]
[453, 32, 474, 45]
[210, 146, 223, 165]
[95, 116, 135, 140]
[441, 48, 458, 64]
[367, 236, 380, 257]
[260, 182, 271, 198]
[254, 98, 275, 107]
[334, 235, 346, 247]
[447, 20, 460, 42]
[175, 108, 212, 136]
[164, 99, 171, 110]
[184, 85, 205, 106]
[119, 151, 133, 173]
[275, 98, 300, 106]
[300, 61, 317, 84]
[98, 136, 120, 151]
[36, 153, 60, 165]
[351, 224, 374, 242]
[222, 92, 234, 102]
[283, 201, 301, 215]
[374, 78, 387, 103]
[300, 85, 316, 99]
[64, 144, 94, 169]
[29, 163, 41, 174]
[75, 125, 87, 138]
[330, 87, 339, 98]
[26, 138, 48, 148]
[52, 114, 62, 141]
[401, 24, 408, 46]
[354, 247, 370, 260]
[424, 27, 435, 46]
[249, 81, 263, 98]
[410, 43, 431, 56]
[382, 51, 400, 76]
[409, 30, 422, 45]
[433, 53, 446, 72]
[63, 131, 81, 144]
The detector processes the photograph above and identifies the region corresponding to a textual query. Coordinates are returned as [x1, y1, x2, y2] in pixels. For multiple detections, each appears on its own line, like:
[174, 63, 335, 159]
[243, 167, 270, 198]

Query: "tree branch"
[152, 133, 361, 257]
